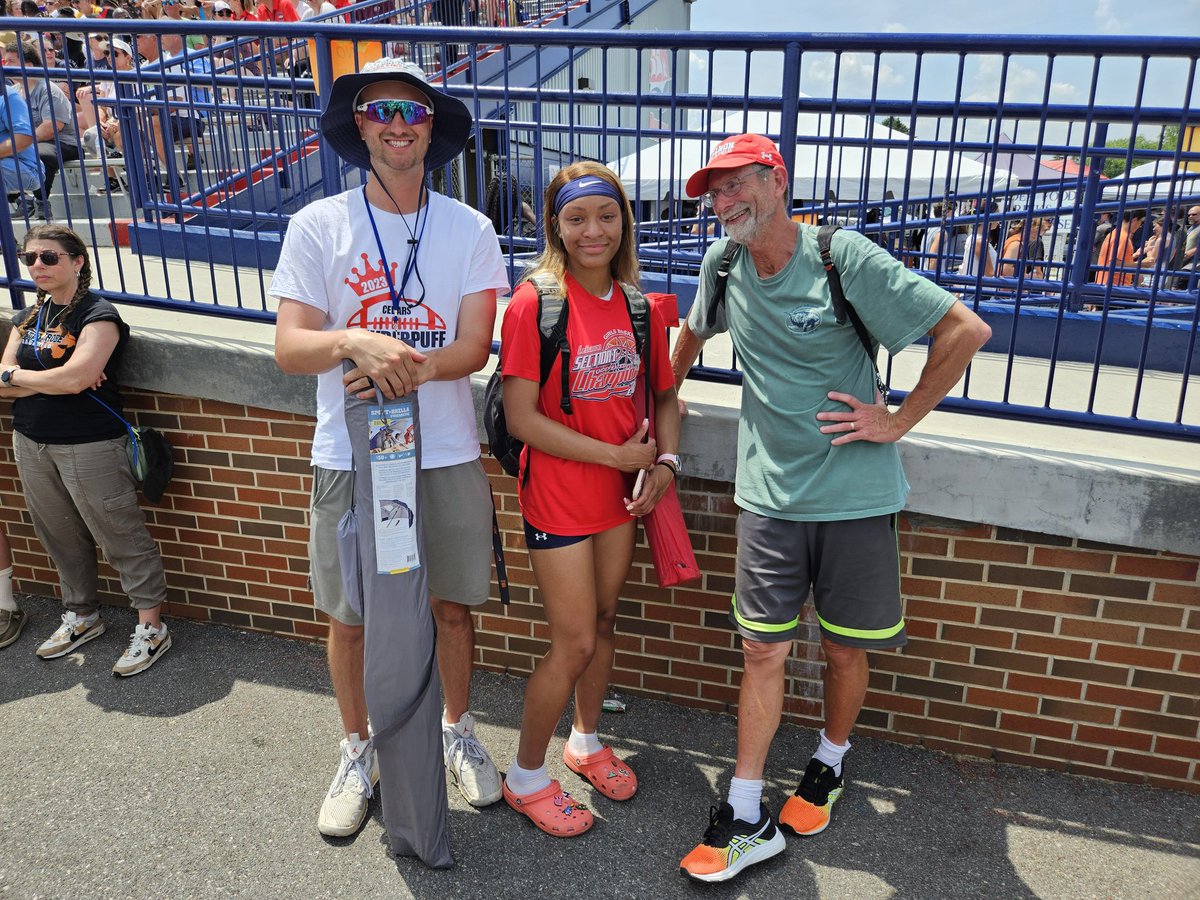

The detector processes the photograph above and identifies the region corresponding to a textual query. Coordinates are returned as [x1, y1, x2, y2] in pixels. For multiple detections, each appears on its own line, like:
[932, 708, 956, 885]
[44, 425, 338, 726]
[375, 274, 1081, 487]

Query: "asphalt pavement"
[1, 593, 1197, 900]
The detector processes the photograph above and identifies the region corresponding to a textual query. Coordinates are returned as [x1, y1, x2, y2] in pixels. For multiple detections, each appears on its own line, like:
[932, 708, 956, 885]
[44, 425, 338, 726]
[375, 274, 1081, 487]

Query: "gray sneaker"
[36, 612, 105, 659]
[0, 608, 27, 649]
[443, 712, 502, 807]
[318, 737, 379, 837]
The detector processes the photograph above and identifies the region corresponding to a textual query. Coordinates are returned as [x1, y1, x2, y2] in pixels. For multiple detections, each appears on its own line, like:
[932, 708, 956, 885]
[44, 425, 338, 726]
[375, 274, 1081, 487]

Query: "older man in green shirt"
[673, 134, 991, 884]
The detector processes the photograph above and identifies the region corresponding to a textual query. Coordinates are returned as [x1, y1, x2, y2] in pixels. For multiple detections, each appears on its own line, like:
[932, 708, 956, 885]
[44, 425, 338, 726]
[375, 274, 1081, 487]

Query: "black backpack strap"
[531, 274, 572, 415]
[490, 499, 510, 605]
[620, 282, 653, 426]
[817, 224, 889, 404]
[705, 239, 741, 330]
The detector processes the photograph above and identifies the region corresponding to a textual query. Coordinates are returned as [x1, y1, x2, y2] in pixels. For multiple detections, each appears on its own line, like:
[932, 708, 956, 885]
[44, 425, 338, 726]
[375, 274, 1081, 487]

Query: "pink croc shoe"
[502, 778, 594, 837]
[563, 745, 638, 801]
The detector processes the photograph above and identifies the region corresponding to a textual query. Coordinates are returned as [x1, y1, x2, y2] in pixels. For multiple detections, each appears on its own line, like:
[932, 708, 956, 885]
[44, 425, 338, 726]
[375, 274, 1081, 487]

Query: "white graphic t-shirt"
[271, 188, 511, 470]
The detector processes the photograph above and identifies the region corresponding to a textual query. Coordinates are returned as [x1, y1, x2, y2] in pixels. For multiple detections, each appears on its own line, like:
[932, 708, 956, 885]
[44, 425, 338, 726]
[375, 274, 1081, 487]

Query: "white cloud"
[1048, 80, 1080, 102]
[804, 52, 906, 97]
[882, 22, 909, 32]
[1094, 0, 1123, 33]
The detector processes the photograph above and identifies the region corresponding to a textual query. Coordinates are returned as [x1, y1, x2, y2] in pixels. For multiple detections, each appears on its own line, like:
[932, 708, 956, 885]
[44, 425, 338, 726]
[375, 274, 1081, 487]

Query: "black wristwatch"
[0, 367, 15, 385]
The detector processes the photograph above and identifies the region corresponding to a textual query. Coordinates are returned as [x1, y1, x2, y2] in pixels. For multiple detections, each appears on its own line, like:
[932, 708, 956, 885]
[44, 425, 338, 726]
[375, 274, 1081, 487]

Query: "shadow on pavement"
[1, 593, 1196, 899]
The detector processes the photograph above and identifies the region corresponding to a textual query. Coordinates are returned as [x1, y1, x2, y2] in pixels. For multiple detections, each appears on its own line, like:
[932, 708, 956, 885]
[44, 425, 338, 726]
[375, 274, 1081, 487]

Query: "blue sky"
[683, 0, 1199, 144]
[690, 0, 1199, 37]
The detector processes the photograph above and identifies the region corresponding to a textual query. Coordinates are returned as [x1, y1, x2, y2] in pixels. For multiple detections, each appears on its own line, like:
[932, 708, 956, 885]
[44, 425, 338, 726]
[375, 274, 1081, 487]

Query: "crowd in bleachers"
[0, 0, 536, 223]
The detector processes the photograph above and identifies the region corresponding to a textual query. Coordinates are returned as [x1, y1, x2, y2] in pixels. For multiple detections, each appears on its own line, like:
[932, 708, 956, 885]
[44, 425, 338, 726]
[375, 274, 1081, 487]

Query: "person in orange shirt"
[1095, 209, 1146, 287]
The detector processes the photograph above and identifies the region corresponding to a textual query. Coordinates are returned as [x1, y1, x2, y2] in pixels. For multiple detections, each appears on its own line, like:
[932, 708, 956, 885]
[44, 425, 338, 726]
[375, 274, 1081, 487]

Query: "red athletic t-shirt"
[500, 275, 674, 535]
[256, 0, 300, 20]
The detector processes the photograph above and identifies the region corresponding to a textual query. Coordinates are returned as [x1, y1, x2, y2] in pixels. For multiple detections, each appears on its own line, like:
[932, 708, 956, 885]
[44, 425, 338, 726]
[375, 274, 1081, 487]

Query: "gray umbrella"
[341, 378, 452, 868]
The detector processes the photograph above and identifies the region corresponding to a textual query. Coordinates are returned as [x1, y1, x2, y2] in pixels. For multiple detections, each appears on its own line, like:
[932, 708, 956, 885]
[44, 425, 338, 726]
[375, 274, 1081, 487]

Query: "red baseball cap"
[685, 133, 787, 198]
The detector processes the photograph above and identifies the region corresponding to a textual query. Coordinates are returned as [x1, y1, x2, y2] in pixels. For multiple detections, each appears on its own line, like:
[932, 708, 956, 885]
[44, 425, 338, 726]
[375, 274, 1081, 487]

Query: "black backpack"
[485, 273, 651, 482]
[706, 223, 887, 403]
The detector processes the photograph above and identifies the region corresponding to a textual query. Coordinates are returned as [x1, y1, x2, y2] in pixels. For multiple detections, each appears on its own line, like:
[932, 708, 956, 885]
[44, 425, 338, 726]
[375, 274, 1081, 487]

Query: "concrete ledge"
[122, 326, 315, 417]
[6, 321, 1197, 556]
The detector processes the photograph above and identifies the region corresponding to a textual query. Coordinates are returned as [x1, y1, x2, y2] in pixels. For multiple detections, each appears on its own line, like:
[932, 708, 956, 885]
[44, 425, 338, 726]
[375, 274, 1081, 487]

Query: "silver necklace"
[44, 300, 71, 331]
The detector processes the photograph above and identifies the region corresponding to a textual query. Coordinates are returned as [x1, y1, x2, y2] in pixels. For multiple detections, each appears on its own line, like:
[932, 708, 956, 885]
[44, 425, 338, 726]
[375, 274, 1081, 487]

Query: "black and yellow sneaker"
[679, 802, 786, 883]
[779, 758, 844, 836]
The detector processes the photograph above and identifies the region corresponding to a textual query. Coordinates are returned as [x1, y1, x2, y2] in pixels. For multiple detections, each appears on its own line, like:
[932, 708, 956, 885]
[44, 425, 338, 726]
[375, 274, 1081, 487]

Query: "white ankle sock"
[726, 776, 763, 823]
[0, 566, 15, 613]
[813, 729, 851, 776]
[506, 760, 551, 796]
[567, 726, 603, 757]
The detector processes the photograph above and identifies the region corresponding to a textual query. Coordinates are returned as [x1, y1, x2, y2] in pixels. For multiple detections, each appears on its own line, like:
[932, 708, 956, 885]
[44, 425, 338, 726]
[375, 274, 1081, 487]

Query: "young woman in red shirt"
[499, 161, 681, 837]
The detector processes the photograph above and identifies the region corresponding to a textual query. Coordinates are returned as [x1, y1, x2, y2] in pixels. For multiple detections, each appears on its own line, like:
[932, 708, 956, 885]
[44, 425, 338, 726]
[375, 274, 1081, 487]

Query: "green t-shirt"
[688, 224, 956, 521]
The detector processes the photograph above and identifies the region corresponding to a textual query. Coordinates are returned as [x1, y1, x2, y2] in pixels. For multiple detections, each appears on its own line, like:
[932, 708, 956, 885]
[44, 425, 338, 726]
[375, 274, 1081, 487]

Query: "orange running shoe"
[779, 758, 844, 836]
[679, 802, 785, 883]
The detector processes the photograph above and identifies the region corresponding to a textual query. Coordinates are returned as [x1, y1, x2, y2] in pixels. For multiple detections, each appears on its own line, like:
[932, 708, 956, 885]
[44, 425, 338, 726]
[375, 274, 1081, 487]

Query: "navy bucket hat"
[320, 58, 472, 171]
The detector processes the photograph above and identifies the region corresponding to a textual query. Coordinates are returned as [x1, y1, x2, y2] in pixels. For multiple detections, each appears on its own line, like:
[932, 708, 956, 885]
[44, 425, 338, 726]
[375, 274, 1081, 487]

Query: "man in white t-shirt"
[272, 58, 510, 844]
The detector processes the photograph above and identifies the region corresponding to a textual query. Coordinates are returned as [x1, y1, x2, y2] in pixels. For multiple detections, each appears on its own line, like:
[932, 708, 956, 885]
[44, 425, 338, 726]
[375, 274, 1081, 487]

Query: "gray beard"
[722, 212, 760, 245]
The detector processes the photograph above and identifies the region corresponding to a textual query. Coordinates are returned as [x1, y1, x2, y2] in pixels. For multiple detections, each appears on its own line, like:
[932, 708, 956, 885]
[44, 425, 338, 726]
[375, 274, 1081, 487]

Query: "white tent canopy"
[608, 108, 1013, 204]
[1102, 159, 1200, 203]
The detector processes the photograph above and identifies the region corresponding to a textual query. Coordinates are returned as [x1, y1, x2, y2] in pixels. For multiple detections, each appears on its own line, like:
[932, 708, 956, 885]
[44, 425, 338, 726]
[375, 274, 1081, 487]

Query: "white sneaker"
[318, 737, 379, 837]
[36, 611, 106, 659]
[443, 712, 502, 807]
[112, 622, 172, 677]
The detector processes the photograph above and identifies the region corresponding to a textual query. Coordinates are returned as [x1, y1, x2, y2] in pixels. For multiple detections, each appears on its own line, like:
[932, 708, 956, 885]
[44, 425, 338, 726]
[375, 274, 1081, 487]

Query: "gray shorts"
[309, 459, 494, 626]
[731, 511, 906, 649]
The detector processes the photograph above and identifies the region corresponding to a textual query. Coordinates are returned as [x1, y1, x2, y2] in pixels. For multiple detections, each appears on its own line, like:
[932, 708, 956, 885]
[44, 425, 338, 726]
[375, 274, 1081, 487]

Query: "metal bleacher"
[1, 8, 1198, 439]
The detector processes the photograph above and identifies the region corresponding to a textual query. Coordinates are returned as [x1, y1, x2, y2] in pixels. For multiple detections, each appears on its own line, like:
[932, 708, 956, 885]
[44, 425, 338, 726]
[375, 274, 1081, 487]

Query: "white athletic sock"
[813, 729, 851, 776]
[506, 759, 552, 796]
[0, 566, 15, 613]
[567, 726, 603, 757]
[726, 776, 763, 823]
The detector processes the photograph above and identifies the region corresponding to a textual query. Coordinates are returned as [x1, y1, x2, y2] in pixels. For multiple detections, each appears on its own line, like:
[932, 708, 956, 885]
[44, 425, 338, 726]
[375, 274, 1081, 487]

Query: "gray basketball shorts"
[309, 459, 494, 626]
[731, 510, 906, 649]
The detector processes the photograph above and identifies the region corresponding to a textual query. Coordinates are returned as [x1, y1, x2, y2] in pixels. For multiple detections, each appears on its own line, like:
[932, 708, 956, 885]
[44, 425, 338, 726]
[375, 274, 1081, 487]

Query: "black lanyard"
[361, 185, 428, 310]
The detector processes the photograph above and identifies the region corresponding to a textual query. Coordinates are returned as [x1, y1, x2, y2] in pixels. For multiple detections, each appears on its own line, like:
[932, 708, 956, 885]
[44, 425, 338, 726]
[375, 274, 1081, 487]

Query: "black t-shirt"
[10, 292, 131, 444]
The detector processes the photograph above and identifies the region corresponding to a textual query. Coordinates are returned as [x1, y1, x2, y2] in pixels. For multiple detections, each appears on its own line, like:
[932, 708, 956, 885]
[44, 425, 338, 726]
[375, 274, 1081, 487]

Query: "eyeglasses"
[215, 8, 234, 14]
[699, 169, 765, 209]
[20, 250, 72, 266]
[355, 99, 432, 127]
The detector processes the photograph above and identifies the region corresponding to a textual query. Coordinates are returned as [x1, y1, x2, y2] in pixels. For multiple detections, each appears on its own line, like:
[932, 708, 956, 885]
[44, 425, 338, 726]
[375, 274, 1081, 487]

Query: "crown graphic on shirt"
[344, 253, 400, 298]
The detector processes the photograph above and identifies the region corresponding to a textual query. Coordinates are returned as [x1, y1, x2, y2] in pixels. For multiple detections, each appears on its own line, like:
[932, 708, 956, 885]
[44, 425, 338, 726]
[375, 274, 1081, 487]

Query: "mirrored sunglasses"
[355, 99, 432, 127]
[20, 250, 71, 266]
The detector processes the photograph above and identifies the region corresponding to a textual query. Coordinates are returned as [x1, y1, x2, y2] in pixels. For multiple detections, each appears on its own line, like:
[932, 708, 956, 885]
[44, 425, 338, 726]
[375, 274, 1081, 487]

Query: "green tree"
[881, 116, 910, 135]
[1103, 126, 1179, 178]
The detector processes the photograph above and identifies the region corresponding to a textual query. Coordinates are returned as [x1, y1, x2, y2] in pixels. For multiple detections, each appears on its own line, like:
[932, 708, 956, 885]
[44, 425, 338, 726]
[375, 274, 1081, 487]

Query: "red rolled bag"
[638, 293, 701, 589]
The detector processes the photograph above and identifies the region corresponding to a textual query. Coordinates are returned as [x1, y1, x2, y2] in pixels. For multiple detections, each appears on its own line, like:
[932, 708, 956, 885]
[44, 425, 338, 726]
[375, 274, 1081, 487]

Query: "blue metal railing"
[0, 16, 1197, 438]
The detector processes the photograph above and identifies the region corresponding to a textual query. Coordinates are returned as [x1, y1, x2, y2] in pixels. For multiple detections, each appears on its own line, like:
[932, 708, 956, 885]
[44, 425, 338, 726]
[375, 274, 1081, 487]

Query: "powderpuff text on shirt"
[343, 253, 448, 349]
[570, 327, 640, 401]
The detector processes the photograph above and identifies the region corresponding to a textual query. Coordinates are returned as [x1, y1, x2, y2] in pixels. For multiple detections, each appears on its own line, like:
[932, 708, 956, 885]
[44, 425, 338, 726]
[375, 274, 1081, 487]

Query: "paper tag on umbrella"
[367, 399, 421, 574]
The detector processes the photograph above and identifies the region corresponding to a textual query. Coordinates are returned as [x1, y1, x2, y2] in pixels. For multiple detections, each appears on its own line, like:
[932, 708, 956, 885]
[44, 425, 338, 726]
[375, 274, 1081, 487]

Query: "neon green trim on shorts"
[816, 612, 906, 641]
[730, 593, 800, 634]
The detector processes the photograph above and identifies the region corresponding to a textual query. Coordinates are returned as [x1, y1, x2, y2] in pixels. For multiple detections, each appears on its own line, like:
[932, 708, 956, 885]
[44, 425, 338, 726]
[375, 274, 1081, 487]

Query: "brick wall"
[2, 389, 1196, 794]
